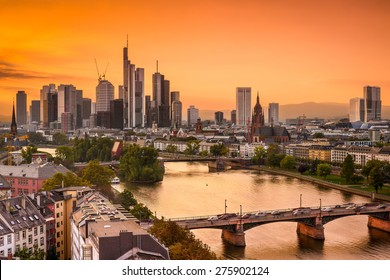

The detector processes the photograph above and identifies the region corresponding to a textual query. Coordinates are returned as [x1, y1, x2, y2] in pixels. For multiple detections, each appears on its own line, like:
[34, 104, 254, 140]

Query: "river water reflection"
[115, 162, 390, 259]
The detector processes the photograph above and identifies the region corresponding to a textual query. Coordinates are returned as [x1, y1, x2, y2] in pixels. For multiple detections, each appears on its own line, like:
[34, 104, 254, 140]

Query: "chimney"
[37, 195, 41, 207]
[21, 196, 26, 209]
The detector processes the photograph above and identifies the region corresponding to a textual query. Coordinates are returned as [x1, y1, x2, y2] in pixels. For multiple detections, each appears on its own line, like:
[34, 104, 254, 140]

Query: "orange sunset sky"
[1, 0, 390, 119]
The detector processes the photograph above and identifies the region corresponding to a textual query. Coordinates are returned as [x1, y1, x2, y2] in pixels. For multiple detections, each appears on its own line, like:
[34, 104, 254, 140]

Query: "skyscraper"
[153, 62, 170, 127]
[364, 86, 381, 122]
[231, 110, 237, 125]
[16, 91, 27, 126]
[57, 84, 82, 130]
[96, 79, 114, 112]
[268, 103, 279, 125]
[30, 100, 40, 124]
[349, 97, 365, 122]
[215, 111, 224, 125]
[40, 84, 57, 128]
[82, 98, 92, 120]
[236, 87, 251, 126]
[110, 99, 124, 130]
[171, 100, 182, 128]
[122, 39, 144, 128]
[187, 105, 199, 127]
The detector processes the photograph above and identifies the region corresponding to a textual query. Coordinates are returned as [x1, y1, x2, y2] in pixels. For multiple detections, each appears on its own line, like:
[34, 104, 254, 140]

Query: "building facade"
[364, 86, 381, 122]
[187, 105, 199, 127]
[16, 91, 27, 126]
[268, 103, 279, 125]
[30, 100, 40, 124]
[236, 87, 251, 126]
[96, 80, 114, 113]
[349, 97, 365, 122]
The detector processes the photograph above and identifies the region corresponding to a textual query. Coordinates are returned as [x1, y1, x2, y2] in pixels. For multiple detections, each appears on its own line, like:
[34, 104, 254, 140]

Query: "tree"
[118, 190, 138, 211]
[166, 144, 178, 154]
[42, 172, 90, 191]
[119, 144, 164, 183]
[200, 150, 209, 157]
[298, 164, 308, 174]
[148, 219, 217, 260]
[280, 155, 296, 170]
[251, 146, 267, 165]
[21, 145, 38, 164]
[267, 153, 285, 167]
[82, 160, 115, 199]
[184, 140, 199, 155]
[361, 159, 382, 181]
[369, 165, 384, 193]
[27, 132, 47, 145]
[55, 146, 75, 169]
[341, 154, 355, 184]
[210, 143, 229, 157]
[130, 203, 153, 220]
[52, 132, 69, 145]
[14, 244, 45, 260]
[313, 132, 325, 138]
[317, 163, 331, 179]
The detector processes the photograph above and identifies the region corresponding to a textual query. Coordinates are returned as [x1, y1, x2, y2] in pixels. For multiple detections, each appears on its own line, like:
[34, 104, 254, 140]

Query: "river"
[113, 162, 390, 260]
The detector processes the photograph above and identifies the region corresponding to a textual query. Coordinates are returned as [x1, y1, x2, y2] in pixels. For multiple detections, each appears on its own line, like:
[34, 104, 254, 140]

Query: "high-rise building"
[30, 100, 40, 124]
[364, 86, 381, 122]
[122, 40, 144, 128]
[16, 91, 27, 126]
[82, 98, 92, 120]
[171, 100, 182, 128]
[110, 99, 124, 130]
[215, 111, 224, 125]
[40, 84, 57, 128]
[349, 97, 365, 122]
[187, 105, 199, 127]
[268, 103, 279, 125]
[96, 80, 114, 112]
[236, 87, 251, 126]
[57, 84, 82, 130]
[231, 110, 237, 125]
[153, 63, 170, 127]
[61, 112, 73, 133]
[171, 91, 180, 103]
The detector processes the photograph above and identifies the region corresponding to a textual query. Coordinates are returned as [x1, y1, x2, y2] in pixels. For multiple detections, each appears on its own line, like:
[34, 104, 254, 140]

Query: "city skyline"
[1, 0, 390, 117]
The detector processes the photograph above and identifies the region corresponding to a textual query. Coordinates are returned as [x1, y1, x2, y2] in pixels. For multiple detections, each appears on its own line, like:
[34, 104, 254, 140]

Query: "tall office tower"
[40, 84, 57, 128]
[118, 85, 125, 100]
[236, 87, 252, 126]
[110, 99, 124, 130]
[215, 111, 224, 125]
[187, 105, 199, 127]
[82, 98, 92, 120]
[134, 68, 145, 127]
[145, 95, 153, 128]
[57, 84, 82, 130]
[91, 102, 96, 114]
[30, 100, 40, 124]
[61, 112, 73, 133]
[349, 97, 365, 122]
[231, 110, 237, 125]
[96, 79, 114, 112]
[171, 91, 180, 103]
[16, 91, 27, 126]
[268, 103, 279, 125]
[171, 100, 182, 128]
[364, 86, 381, 122]
[152, 62, 171, 127]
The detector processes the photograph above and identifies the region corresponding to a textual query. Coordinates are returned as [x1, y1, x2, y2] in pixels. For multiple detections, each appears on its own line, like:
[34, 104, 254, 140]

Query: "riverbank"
[247, 165, 390, 202]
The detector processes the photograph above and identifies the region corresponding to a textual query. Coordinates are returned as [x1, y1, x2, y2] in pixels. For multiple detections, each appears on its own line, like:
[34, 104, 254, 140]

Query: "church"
[250, 93, 290, 144]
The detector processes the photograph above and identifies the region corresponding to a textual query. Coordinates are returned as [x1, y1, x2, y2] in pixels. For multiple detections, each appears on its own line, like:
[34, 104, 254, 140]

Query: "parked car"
[255, 211, 267, 217]
[271, 210, 281, 215]
[293, 208, 310, 215]
[208, 216, 218, 221]
[321, 207, 333, 212]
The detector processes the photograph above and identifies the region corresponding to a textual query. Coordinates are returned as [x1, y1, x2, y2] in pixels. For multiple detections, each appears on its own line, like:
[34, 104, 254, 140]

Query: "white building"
[349, 97, 364, 122]
[187, 105, 199, 126]
[96, 80, 114, 112]
[236, 87, 251, 126]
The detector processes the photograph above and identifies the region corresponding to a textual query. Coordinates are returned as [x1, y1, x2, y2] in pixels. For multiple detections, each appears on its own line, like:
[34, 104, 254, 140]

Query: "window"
[0, 251, 3, 256]
[0, 237, 3, 246]
[34, 227, 37, 236]
[22, 230, 26, 239]
[7, 248, 11, 255]
[28, 234, 32, 244]
[57, 232, 60, 238]
[56, 222, 60, 228]
[56, 213, 59, 218]
[56, 203, 59, 209]
[7, 234, 11, 244]
[40, 226, 43, 234]
[22, 242, 26, 248]
[16, 244, 20, 251]
[34, 239, 38, 246]
[57, 242, 60, 248]
[15, 232, 20, 242]
[40, 237, 44, 246]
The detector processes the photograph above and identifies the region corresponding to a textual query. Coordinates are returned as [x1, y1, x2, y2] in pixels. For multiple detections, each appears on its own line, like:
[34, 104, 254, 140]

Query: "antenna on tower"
[126, 34, 128, 48]
[156, 60, 159, 72]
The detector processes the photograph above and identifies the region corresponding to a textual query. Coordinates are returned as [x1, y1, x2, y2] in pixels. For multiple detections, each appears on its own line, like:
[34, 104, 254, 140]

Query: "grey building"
[364, 85, 381, 122]
[30, 100, 40, 124]
[16, 91, 27, 126]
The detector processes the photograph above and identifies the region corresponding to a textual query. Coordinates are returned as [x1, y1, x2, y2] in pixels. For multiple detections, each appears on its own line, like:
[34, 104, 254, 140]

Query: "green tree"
[21, 145, 38, 164]
[341, 154, 355, 184]
[200, 150, 209, 157]
[118, 190, 138, 211]
[130, 203, 153, 220]
[42, 172, 90, 191]
[298, 164, 308, 174]
[166, 144, 178, 154]
[251, 146, 267, 165]
[210, 143, 229, 157]
[14, 244, 45, 260]
[266, 144, 284, 167]
[55, 146, 75, 169]
[52, 132, 69, 145]
[27, 132, 47, 145]
[280, 155, 296, 170]
[369, 165, 384, 193]
[82, 160, 115, 199]
[317, 163, 331, 179]
[313, 132, 325, 138]
[184, 140, 199, 155]
[119, 144, 164, 182]
[361, 159, 382, 181]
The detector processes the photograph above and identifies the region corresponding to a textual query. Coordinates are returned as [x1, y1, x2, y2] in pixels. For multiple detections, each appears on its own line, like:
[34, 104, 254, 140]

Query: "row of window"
[15, 226, 44, 242]
[0, 235, 12, 246]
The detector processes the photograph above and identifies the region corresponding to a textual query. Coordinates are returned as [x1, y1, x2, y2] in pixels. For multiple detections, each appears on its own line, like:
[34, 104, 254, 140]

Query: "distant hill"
[279, 102, 349, 121]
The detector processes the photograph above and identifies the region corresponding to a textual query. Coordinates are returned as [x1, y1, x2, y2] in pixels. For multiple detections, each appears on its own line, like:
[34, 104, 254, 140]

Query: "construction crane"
[94, 59, 109, 81]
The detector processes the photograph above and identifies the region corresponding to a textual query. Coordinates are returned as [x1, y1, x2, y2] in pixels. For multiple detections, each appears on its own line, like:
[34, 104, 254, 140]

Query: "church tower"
[11, 101, 17, 139]
[250, 92, 264, 142]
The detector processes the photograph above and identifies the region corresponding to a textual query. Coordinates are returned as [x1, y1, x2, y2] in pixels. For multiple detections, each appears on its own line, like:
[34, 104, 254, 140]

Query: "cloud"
[0, 60, 49, 79]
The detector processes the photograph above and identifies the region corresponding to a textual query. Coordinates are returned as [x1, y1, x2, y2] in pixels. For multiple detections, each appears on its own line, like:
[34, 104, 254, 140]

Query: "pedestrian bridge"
[171, 203, 390, 246]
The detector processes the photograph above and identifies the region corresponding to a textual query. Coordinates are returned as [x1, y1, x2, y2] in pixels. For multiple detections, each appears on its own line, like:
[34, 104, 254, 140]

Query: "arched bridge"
[171, 202, 390, 246]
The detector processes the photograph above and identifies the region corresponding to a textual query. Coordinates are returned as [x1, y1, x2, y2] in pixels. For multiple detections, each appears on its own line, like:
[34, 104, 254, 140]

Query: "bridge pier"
[367, 216, 390, 233]
[221, 229, 246, 247]
[296, 217, 325, 240]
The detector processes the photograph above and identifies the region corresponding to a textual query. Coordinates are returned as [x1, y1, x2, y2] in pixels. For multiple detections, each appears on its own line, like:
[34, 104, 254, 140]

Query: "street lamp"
[225, 199, 227, 214]
[300, 194, 302, 208]
[319, 198, 322, 218]
[240, 204, 243, 227]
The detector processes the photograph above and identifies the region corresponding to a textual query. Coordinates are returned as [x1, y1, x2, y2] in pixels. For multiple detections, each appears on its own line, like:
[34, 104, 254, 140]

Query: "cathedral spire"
[11, 100, 17, 139]
[257, 91, 260, 104]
